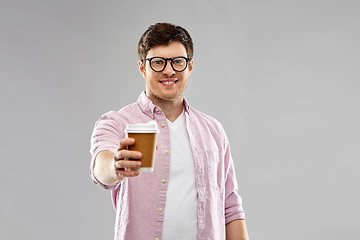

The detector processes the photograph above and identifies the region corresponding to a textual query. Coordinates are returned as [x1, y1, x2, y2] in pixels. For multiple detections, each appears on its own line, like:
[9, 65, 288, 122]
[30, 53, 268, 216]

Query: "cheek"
[146, 72, 160, 84]
[181, 72, 190, 82]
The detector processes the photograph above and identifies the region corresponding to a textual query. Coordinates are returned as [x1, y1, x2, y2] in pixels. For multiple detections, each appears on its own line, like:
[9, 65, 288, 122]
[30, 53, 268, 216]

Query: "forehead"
[147, 41, 187, 58]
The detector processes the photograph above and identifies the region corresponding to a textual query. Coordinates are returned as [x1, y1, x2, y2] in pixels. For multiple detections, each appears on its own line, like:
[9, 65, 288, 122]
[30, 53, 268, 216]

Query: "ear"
[139, 60, 146, 79]
[188, 59, 194, 75]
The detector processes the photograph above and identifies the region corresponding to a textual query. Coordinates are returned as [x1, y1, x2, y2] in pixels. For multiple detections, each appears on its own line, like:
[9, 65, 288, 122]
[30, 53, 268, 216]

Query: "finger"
[116, 171, 124, 179]
[115, 160, 141, 170]
[118, 138, 135, 150]
[116, 169, 140, 178]
[115, 150, 142, 160]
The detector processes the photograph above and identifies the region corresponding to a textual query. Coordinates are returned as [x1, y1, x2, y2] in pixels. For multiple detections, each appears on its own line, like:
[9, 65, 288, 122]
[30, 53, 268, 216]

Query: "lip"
[159, 79, 178, 86]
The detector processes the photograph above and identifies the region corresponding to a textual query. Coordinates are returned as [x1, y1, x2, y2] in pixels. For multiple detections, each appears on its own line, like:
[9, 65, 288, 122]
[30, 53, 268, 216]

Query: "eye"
[173, 58, 186, 65]
[151, 58, 165, 66]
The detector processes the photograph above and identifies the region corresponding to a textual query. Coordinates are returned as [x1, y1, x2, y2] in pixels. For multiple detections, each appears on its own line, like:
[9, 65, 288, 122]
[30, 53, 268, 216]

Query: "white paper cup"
[124, 121, 159, 172]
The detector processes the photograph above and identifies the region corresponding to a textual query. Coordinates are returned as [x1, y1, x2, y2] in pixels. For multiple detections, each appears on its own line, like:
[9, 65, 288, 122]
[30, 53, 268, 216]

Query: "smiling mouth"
[159, 80, 178, 85]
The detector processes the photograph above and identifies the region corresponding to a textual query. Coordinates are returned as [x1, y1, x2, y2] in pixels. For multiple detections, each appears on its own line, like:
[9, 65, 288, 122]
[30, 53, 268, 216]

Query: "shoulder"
[188, 106, 226, 136]
[97, 101, 138, 123]
[92, 102, 136, 135]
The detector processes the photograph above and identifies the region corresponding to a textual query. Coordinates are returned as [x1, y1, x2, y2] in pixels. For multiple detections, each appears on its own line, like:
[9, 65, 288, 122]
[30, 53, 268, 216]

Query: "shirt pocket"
[201, 150, 223, 192]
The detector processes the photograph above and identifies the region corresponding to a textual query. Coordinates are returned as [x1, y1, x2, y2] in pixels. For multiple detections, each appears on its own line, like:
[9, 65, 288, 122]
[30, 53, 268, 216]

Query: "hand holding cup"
[114, 138, 142, 179]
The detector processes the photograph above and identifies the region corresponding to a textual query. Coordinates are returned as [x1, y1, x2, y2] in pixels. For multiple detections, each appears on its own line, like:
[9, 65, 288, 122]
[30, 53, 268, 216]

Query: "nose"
[162, 60, 175, 76]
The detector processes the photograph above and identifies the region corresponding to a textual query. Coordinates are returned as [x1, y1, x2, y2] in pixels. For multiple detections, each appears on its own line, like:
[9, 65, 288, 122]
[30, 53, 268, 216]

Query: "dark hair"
[138, 23, 194, 60]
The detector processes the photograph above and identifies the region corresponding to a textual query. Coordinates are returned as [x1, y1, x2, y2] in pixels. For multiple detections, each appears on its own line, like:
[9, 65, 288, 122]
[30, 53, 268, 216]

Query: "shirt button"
[158, 207, 163, 212]
[155, 108, 160, 112]
[149, 113, 153, 117]
[162, 179, 166, 183]
[161, 123, 165, 127]
[164, 150, 169, 154]
[155, 238, 159, 240]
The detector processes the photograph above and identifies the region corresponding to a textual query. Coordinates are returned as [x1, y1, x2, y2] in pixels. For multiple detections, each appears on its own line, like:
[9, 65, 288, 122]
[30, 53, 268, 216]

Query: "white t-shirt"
[162, 110, 197, 240]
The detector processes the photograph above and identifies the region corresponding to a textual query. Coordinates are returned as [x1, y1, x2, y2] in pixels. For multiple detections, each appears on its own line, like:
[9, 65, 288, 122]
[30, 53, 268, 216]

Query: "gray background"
[1, 0, 359, 239]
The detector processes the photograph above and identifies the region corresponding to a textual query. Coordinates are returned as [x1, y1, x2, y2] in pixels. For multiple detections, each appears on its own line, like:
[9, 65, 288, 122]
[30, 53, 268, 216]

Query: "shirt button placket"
[156, 113, 167, 240]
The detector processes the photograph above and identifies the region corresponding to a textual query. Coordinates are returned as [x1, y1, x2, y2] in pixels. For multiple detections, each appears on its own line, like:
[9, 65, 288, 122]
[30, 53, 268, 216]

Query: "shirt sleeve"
[223, 132, 246, 224]
[89, 111, 123, 190]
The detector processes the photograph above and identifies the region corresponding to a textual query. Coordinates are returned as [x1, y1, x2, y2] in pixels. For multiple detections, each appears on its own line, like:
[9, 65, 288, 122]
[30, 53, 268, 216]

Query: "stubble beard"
[152, 88, 184, 106]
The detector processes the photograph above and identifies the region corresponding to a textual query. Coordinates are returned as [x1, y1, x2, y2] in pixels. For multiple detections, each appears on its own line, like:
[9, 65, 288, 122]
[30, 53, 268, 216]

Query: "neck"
[148, 95, 184, 122]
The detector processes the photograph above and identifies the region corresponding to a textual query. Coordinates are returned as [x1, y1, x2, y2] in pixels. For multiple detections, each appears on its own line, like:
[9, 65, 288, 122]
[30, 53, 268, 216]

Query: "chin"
[159, 92, 181, 101]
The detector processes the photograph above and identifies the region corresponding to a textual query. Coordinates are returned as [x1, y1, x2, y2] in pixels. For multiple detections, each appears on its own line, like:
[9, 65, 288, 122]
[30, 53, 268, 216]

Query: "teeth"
[162, 81, 175, 85]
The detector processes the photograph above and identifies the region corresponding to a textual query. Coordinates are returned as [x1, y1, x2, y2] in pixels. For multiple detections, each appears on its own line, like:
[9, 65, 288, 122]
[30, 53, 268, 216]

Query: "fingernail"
[136, 162, 141, 167]
[136, 153, 142, 158]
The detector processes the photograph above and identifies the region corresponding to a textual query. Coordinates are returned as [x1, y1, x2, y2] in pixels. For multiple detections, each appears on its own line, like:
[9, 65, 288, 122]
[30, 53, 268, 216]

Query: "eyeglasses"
[143, 56, 191, 72]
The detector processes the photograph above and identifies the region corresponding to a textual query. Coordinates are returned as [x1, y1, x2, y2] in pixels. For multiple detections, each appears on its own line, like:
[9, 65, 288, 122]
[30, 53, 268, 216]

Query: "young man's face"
[139, 41, 193, 104]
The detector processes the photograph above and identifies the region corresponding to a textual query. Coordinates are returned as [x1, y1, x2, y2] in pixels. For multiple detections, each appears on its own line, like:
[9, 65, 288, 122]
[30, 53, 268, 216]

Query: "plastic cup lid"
[124, 121, 160, 133]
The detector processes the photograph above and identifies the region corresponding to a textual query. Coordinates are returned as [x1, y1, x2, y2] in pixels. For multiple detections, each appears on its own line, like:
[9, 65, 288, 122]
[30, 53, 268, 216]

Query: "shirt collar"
[137, 91, 190, 119]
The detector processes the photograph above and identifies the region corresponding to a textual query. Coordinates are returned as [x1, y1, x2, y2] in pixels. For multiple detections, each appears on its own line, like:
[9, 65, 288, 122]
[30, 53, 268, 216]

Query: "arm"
[93, 138, 142, 186]
[221, 129, 248, 239]
[226, 219, 249, 240]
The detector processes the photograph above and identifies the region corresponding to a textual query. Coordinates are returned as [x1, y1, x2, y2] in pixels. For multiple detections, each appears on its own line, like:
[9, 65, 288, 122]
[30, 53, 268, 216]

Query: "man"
[90, 22, 249, 240]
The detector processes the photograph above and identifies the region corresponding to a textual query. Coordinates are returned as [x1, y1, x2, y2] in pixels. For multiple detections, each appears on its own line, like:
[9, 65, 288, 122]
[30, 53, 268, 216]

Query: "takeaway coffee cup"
[124, 121, 159, 172]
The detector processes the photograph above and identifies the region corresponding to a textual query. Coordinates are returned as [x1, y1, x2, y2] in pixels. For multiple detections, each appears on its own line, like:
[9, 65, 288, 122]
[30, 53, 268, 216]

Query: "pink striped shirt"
[90, 92, 245, 240]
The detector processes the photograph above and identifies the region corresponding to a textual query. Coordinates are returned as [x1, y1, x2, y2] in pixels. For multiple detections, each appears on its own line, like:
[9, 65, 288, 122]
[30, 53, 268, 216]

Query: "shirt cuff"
[225, 211, 246, 225]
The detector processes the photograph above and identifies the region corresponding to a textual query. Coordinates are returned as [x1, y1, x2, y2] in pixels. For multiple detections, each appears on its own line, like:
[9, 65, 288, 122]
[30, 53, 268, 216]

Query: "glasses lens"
[150, 58, 165, 71]
[172, 57, 187, 71]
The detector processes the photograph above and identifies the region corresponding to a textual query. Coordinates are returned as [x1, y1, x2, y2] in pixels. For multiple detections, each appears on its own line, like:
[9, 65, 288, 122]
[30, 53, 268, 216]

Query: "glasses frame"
[143, 56, 191, 72]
